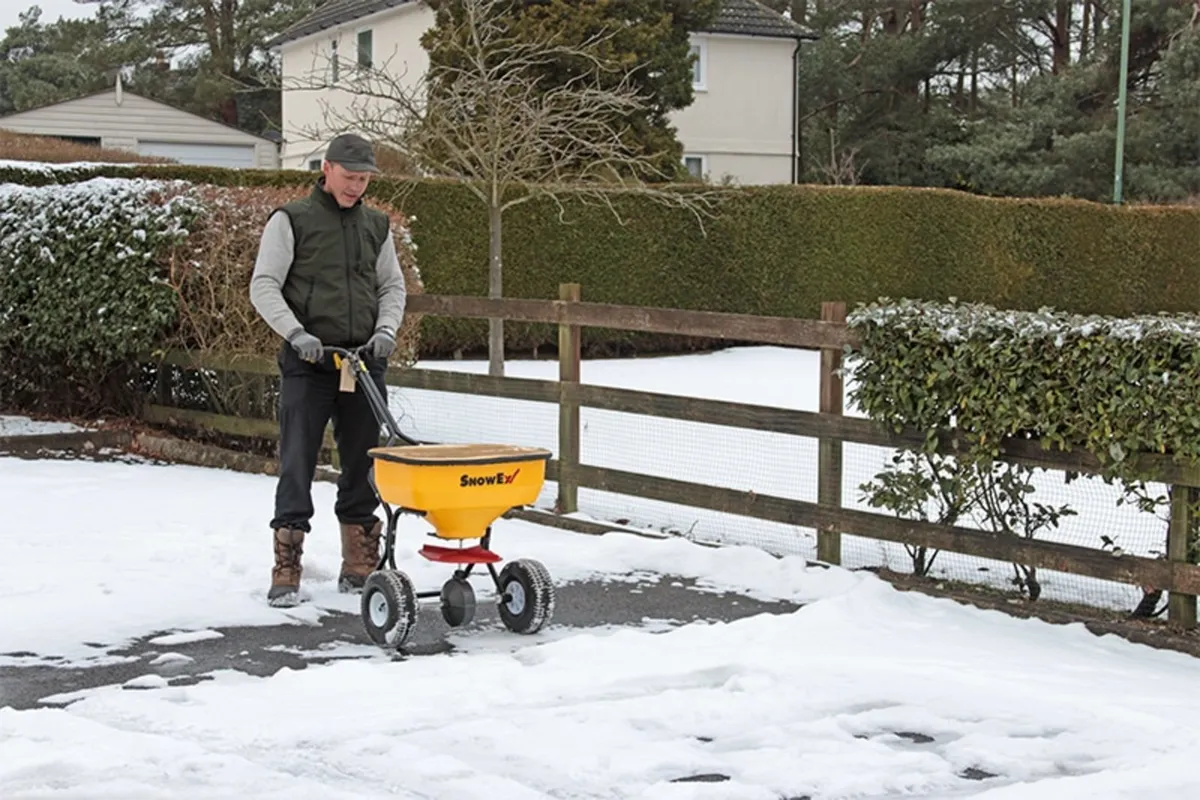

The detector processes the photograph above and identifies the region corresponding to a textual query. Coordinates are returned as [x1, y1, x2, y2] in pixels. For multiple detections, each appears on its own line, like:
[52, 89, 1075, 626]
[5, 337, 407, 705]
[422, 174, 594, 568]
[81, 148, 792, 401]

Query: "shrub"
[0, 128, 174, 165]
[0, 177, 201, 413]
[164, 183, 425, 366]
[847, 298, 1200, 476]
[3, 162, 1200, 359]
[0, 176, 423, 417]
[846, 298, 1200, 600]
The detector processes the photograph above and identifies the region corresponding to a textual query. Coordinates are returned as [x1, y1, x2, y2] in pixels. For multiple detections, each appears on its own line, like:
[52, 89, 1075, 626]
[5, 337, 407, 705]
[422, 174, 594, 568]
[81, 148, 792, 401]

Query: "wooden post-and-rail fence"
[143, 286, 1200, 629]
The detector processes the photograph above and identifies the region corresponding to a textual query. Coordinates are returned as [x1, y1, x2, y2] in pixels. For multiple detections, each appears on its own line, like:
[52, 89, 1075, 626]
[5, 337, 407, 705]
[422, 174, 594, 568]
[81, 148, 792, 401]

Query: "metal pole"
[1113, 0, 1132, 204]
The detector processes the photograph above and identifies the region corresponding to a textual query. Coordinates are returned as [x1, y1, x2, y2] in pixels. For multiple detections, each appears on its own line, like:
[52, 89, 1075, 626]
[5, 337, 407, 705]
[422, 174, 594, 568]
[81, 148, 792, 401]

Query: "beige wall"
[0, 90, 278, 168]
[276, 7, 799, 183]
[671, 33, 798, 185]
[684, 152, 794, 185]
[278, 2, 435, 170]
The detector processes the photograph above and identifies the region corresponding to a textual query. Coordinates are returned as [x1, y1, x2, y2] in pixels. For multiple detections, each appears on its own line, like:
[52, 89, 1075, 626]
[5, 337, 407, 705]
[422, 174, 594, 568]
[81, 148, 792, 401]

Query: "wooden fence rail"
[404, 292, 861, 350]
[142, 287, 1200, 629]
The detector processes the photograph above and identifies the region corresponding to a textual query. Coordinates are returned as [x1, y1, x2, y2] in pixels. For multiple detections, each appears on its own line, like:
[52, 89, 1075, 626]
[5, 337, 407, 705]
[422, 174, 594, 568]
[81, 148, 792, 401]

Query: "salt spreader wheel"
[361, 569, 418, 649]
[496, 559, 554, 635]
[440, 575, 476, 628]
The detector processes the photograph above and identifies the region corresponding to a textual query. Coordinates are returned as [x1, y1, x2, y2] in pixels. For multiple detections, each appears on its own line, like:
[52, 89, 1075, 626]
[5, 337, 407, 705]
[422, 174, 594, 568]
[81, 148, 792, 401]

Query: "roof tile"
[268, 0, 413, 48]
[268, 0, 815, 50]
[703, 0, 816, 40]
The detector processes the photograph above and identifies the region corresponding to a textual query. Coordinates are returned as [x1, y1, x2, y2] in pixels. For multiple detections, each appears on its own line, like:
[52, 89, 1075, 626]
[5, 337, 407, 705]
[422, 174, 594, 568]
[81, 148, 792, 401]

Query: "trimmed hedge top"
[0, 176, 201, 370]
[3, 160, 1200, 360]
[848, 298, 1200, 479]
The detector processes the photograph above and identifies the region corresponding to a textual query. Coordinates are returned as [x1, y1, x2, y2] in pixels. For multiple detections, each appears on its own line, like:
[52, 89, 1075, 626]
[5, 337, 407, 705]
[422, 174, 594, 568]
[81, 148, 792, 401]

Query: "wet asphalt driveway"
[1, 575, 801, 711]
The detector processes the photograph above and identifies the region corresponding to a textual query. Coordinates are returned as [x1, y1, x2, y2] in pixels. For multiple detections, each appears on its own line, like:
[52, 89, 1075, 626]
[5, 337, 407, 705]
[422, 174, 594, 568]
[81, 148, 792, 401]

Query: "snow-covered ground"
[3, 456, 1200, 798]
[0, 458, 838, 667]
[388, 346, 1170, 613]
[0, 415, 88, 437]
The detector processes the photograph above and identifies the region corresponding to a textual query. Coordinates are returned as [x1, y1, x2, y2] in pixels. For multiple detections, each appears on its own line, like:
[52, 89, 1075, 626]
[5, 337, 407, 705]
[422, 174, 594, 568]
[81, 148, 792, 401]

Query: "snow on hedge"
[847, 297, 1200, 479]
[0, 176, 203, 370]
[849, 297, 1200, 346]
[0, 158, 125, 173]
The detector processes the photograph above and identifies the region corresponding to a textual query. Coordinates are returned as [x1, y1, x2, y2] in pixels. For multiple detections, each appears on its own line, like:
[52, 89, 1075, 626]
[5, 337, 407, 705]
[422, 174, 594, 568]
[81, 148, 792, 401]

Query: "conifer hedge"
[2, 162, 1200, 359]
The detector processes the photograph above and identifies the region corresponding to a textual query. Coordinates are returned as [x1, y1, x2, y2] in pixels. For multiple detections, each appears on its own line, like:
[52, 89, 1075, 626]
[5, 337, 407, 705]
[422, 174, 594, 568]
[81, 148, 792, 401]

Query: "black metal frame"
[324, 346, 423, 572]
[322, 346, 506, 592]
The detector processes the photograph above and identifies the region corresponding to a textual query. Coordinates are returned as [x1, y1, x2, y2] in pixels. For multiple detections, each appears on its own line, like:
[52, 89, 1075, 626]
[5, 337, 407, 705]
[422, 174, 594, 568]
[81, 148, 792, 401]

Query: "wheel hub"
[505, 581, 527, 616]
[368, 589, 390, 628]
[440, 577, 476, 627]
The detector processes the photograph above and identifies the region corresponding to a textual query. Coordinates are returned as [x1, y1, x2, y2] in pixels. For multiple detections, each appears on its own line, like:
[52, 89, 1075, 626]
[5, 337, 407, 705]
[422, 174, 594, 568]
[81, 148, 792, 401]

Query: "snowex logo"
[459, 468, 521, 488]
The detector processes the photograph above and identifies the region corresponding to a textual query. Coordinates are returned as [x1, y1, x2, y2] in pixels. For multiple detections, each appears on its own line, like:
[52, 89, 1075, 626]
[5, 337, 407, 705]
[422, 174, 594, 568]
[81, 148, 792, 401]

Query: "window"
[308, 159, 322, 170]
[357, 29, 373, 69]
[683, 155, 706, 179]
[689, 39, 707, 90]
[330, 38, 339, 83]
[54, 135, 102, 147]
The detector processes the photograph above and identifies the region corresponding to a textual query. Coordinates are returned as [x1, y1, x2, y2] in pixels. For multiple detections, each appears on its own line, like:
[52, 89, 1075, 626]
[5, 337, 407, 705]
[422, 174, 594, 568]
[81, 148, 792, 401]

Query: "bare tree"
[288, 0, 721, 376]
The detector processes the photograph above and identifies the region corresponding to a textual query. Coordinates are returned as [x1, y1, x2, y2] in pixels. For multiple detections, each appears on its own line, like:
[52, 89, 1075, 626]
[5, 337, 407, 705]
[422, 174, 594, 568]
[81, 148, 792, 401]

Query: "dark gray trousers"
[269, 342, 388, 532]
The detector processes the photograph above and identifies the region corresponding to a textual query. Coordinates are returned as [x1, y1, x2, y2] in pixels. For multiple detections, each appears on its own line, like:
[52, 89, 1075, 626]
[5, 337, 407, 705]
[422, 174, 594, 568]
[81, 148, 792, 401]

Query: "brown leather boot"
[268, 527, 305, 607]
[338, 519, 381, 593]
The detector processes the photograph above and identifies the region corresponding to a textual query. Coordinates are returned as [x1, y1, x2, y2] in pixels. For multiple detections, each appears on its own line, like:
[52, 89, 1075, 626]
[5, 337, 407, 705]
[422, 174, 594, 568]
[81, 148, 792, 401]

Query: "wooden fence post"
[557, 283, 582, 514]
[154, 361, 172, 411]
[817, 301, 847, 564]
[1168, 485, 1198, 628]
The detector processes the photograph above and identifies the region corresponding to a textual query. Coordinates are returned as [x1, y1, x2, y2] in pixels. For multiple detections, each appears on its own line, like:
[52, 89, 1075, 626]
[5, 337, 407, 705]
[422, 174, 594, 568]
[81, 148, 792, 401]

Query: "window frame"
[689, 38, 707, 91]
[356, 28, 374, 70]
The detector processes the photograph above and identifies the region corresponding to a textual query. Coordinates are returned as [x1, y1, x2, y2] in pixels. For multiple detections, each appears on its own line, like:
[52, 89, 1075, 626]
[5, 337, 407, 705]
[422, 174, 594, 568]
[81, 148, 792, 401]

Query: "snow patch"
[121, 674, 169, 690]
[0, 415, 88, 436]
[147, 652, 194, 666]
[146, 630, 224, 646]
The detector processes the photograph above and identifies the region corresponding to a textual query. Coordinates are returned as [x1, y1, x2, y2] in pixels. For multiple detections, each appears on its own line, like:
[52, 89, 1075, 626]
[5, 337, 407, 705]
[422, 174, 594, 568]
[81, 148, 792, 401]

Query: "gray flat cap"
[324, 133, 379, 173]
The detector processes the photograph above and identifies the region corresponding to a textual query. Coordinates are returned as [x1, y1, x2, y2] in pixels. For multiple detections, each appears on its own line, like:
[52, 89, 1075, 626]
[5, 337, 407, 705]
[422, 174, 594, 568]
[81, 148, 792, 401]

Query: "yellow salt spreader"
[327, 346, 554, 650]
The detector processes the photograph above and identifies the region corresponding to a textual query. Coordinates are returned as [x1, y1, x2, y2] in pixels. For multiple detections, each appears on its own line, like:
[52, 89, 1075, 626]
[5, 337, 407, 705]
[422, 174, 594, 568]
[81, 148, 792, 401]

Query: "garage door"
[136, 141, 257, 168]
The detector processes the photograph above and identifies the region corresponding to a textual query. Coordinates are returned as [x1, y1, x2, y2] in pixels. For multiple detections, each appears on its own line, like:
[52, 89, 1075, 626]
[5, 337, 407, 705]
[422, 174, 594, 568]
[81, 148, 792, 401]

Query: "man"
[249, 133, 407, 607]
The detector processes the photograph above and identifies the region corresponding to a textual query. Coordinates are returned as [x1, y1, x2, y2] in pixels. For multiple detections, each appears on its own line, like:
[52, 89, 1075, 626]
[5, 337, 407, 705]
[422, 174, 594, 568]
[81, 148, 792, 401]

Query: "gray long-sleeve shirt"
[249, 209, 407, 340]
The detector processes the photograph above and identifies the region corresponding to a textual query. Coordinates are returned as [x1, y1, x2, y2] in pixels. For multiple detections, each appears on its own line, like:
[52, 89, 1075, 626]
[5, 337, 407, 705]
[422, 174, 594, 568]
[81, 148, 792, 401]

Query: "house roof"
[705, 0, 816, 40]
[0, 87, 278, 145]
[268, 0, 815, 49]
[267, 0, 413, 49]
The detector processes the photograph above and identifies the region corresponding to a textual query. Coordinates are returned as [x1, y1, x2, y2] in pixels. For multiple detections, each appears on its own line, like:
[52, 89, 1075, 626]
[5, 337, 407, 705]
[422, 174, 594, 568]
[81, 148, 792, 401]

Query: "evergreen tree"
[422, 0, 721, 178]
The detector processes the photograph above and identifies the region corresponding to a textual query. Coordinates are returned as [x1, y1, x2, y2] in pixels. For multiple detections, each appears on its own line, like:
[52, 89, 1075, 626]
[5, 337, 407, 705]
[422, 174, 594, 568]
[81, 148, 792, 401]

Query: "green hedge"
[847, 299, 1200, 590]
[848, 299, 1200, 474]
[4, 163, 1200, 358]
[0, 176, 201, 413]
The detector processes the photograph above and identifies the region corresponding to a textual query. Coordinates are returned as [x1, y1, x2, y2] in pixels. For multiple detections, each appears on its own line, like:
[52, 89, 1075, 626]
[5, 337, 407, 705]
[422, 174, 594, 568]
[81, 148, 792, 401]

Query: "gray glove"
[288, 329, 323, 362]
[366, 327, 396, 359]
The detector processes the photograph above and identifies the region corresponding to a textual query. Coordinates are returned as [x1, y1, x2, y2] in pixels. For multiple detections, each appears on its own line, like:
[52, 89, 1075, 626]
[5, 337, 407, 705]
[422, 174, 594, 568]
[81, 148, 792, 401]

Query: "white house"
[268, 0, 814, 184]
[0, 83, 281, 169]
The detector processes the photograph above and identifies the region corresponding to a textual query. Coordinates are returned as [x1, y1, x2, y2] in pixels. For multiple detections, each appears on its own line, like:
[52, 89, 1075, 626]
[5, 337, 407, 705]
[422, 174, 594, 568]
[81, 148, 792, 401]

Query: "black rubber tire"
[360, 569, 417, 649]
[497, 559, 554, 634]
[440, 576, 476, 628]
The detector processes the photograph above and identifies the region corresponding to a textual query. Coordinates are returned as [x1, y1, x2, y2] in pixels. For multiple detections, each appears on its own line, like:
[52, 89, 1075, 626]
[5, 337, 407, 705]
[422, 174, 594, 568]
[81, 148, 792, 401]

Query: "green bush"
[846, 298, 1200, 594]
[0, 177, 202, 413]
[0, 173, 425, 418]
[4, 162, 1200, 358]
[847, 298, 1200, 476]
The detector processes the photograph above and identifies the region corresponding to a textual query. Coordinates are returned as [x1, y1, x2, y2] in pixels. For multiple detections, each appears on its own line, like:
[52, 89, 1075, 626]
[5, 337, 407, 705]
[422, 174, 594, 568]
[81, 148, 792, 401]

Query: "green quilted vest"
[277, 180, 390, 347]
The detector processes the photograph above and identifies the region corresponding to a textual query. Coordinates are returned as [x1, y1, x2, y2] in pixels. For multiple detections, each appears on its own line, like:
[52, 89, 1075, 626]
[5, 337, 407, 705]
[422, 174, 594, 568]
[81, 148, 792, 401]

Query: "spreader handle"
[323, 346, 423, 447]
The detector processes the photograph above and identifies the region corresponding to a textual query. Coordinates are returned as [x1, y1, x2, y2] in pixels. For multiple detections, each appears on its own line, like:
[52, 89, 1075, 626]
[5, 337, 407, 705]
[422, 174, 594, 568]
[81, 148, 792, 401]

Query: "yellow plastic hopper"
[368, 443, 551, 541]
